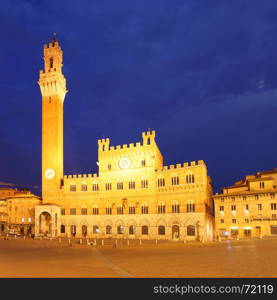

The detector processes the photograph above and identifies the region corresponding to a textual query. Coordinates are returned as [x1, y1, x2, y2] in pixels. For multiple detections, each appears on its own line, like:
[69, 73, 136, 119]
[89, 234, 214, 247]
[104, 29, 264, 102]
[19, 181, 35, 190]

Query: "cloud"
[0, 181, 16, 186]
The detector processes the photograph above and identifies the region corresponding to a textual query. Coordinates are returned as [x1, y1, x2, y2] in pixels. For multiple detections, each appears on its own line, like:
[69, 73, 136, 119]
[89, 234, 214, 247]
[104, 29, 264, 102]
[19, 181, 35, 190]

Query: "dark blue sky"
[0, 0, 277, 194]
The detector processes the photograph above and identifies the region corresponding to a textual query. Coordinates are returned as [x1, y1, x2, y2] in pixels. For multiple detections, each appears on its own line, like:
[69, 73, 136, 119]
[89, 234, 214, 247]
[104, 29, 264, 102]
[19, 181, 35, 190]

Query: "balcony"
[250, 215, 277, 222]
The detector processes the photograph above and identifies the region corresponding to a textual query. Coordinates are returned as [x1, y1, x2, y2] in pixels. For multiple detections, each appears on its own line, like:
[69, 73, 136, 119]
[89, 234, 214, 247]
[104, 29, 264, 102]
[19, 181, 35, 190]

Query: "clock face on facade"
[119, 157, 132, 169]
[45, 168, 55, 179]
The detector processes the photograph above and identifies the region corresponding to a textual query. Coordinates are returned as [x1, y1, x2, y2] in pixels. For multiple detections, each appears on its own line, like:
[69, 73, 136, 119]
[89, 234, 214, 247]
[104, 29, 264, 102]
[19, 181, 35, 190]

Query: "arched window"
[106, 205, 112, 215]
[172, 201, 180, 213]
[92, 181, 99, 191]
[117, 205, 123, 215]
[171, 175, 179, 186]
[158, 202, 165, 214]
[70, 183, 76, 192]
[93, 205, 99, 215]
[117, 225, 124, 234]
[187, 225, 196, 236]
[61, 208, 65, 215]
[186, 172, 195, 184]
[129, 204, 135, 214]
[157, 177, 165, 187]
[117, 181, 123, 190]
[186, 201, 195, 213]
[105, 182, 112, 190]
[93, 225, 99, 234]
[129, 180, 135, 189]
[106, 225, 112, 234]
[81, 182, 87, 191]
[141, 179, 148, 188]
[141, 203, 148, 214]
[81, 205, 87, 215]
[158, 225, 165, 235]
[141, 225, 148, 235]
[129, 225, 135, 235]
[70, 206, 76, 215]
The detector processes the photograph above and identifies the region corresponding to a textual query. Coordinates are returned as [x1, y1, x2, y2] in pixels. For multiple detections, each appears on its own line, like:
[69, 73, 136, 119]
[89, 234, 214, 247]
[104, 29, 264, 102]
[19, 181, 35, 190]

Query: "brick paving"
[0, 237, 276, 277]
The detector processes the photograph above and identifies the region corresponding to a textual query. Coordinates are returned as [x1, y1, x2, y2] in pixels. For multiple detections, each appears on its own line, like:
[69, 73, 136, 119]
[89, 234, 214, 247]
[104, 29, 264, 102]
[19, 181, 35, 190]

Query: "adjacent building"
[0, 187, 41, 235]
[214, 168, 277, 239]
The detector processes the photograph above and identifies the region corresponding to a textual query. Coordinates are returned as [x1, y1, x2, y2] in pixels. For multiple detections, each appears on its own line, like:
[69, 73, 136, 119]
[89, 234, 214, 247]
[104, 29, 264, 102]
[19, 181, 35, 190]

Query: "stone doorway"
[172, 224, 180, 240]
[39, 212, 52, 236]
[71, 225, 76, 237]
[82, 225, 87, 237]
[35, 204, 61, 238]
[244, 229, 251, 238]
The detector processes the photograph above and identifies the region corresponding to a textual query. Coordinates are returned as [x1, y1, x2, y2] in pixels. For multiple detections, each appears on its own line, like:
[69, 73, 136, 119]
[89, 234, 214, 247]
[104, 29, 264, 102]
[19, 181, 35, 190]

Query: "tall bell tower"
[38, 37, 67, 200]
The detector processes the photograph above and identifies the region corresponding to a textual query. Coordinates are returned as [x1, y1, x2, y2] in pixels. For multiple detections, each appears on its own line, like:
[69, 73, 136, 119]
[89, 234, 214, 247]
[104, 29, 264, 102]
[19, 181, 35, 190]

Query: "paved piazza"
[0, 237, 276, 277]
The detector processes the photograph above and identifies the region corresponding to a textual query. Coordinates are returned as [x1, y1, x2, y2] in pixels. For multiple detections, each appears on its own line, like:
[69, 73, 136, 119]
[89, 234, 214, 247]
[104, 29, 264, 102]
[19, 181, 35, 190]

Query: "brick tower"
[38, 37, 67, 201]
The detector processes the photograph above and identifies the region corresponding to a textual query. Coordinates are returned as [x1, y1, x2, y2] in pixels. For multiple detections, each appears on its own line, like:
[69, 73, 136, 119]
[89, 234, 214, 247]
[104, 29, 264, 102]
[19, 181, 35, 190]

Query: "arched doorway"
[106, 225, 112, 235]
[129, 225, 135, 235]
[158, 225, 165, 236]
[187, 225, 196, 237]
[82, 225, 87, 237]
[93, 225, 99, 234]
[141, 225, 148, 235]
[39, 212, 52, 236]
[117, 225, 124, 235]
[71, 225, 76, 237]
[172, 224, 180, 240]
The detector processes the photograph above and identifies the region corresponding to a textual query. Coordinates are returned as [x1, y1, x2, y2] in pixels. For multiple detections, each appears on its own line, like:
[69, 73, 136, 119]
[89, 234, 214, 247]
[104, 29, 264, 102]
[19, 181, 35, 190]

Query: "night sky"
[0, 0, 277, 195]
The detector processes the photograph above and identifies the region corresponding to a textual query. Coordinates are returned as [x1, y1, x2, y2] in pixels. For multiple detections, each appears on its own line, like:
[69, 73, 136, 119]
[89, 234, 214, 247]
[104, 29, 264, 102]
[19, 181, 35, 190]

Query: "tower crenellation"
[97, 131, 158, 153]
[159, 160, 206, 172]
[98, 138, 110, 152]
[38, 39, 67, 102]
[142, 130, 156, 145]
[43, 40, 63, 72]
[97, 130, 163, 173]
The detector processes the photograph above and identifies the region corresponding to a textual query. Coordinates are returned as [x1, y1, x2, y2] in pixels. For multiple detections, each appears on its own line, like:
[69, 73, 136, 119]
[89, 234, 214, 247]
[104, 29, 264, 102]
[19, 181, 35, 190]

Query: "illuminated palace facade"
[35, 38, 214, 241]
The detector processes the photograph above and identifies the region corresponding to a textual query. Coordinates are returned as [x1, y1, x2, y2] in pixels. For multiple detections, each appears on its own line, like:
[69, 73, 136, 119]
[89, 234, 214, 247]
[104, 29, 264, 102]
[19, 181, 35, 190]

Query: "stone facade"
[35, 204, 61, 237]
[214, 168, 277, 239]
